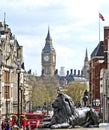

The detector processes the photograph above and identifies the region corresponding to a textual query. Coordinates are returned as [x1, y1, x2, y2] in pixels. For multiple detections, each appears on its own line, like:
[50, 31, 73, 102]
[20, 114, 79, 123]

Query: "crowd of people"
[0, 115, 29, 130]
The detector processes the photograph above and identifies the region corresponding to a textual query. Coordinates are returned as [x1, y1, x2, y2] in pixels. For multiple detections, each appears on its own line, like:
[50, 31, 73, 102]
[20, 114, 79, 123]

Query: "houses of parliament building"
[40, 27, 89, 87]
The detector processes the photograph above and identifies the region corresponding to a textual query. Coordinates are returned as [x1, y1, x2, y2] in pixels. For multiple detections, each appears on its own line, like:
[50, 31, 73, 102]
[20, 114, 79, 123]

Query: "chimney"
[67, 70, 69, 76]
[70, 69, 73, 75]
[78, 70, 80, 76]
[74, 69, 76, 75]
[81, 70, 83, 76]
[59, 66, 65, 76]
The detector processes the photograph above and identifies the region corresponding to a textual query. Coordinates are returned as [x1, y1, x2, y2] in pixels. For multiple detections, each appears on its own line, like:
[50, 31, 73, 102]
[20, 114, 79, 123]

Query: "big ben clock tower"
[41, 27, 56, 76]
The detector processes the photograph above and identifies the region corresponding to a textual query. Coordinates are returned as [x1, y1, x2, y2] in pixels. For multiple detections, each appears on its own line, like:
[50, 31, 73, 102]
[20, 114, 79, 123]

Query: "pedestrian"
[1, 120, 5, 130]
[22, 118, 27, 130]
[26, 121, 30, 130]
[5, 123, 10, 130]
[0, 119, 2, 130]
[76, 101, 81, 108]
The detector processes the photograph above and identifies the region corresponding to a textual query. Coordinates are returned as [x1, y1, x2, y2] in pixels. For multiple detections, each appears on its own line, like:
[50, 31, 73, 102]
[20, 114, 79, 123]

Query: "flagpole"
[99, 12, 105, 43]
[99, 12, 100, 43]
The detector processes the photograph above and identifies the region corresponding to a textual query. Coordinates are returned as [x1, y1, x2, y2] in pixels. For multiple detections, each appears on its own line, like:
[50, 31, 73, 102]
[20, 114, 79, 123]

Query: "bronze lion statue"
[39, 92, 100, 129]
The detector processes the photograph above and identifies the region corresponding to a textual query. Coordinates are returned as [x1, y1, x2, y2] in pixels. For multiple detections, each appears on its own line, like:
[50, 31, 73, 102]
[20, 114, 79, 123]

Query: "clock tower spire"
[41, 27, 56, 76]
[46, 26, 52, 43]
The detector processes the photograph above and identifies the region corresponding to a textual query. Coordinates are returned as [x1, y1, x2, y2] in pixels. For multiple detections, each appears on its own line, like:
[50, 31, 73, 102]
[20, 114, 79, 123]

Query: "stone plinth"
[99, 123, 109, 130]
[38, 128, 105, 130]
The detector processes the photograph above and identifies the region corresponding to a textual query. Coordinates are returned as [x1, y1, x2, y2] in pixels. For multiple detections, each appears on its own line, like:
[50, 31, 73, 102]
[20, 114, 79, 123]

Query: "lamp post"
[17, 66, 20, 127]
[5, 91, 8, 127]
[21, 89, 23, 114]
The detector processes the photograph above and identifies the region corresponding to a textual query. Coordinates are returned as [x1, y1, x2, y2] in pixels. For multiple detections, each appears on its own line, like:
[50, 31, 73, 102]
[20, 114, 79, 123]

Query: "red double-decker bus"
[11, 112, 51, 129]
[25, 112, 50, 129]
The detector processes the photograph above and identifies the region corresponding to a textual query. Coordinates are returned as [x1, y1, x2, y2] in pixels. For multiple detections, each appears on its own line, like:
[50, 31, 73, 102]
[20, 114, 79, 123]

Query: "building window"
[4, 86, 10, 99]
[4, 71, 10, 83]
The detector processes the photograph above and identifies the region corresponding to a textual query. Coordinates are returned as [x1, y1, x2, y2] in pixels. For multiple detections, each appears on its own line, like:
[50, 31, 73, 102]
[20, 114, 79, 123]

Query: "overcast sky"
[0, 0, 109, 75]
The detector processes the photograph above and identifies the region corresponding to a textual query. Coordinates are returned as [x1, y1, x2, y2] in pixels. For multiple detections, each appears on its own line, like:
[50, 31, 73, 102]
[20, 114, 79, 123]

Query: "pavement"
[37, 128, 105, 130]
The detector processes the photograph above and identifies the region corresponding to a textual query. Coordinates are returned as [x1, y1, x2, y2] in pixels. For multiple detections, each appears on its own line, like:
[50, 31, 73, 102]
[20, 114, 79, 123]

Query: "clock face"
[44, 55, 49, 61]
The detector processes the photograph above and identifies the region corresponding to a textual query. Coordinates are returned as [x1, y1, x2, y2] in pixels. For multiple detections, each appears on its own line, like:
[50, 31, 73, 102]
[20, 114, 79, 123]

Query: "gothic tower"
[82, 48, 89, 80]
[41, 27, 56, 76]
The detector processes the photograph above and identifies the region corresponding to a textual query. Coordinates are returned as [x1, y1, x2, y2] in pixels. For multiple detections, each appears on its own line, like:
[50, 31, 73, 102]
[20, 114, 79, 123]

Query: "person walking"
[5, 123, 10, 130]
[1, 120, 5, 130]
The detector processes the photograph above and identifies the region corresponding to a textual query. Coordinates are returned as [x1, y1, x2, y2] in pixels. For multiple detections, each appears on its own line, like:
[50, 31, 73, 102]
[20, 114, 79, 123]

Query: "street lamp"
[20, 88, 23, 114]
[5, 90, 9, 127]
[17, 64, 21, 127]
[5, 91, 8, 120]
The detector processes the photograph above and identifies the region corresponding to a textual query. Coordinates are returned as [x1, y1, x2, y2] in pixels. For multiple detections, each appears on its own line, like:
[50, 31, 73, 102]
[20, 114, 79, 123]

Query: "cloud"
[0, 0, 109, 75]
[55, 44, 74, 57]
[1, 0, 62, 9]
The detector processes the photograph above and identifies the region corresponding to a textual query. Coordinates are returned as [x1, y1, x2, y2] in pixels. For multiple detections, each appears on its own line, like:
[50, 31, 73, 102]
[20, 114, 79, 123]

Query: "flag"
[99, 13, 105, 21]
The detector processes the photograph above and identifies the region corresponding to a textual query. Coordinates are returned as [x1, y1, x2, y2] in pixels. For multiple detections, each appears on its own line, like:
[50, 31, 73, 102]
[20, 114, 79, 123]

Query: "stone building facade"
[0, 21, 24, 116]
[89, 26, 109, 122]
